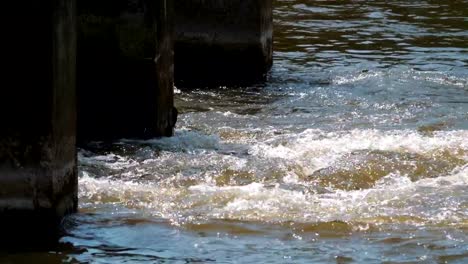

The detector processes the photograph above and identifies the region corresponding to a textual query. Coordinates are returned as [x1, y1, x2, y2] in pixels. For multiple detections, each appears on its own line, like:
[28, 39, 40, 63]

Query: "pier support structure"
[0, 0, 273, 244]
[0, 0, 77, 242]
[174, 0, 273, 85]
[78, 0, 175, 141]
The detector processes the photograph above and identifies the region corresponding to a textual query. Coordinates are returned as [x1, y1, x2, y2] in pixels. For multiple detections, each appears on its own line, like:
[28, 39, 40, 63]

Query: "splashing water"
[9, 0, 465, 263]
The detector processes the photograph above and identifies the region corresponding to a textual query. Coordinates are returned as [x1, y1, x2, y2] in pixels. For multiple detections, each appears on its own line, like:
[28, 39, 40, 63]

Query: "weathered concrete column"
[0, 0, 77, 243]
[174, 0, 273, 85]
[78, 0, 175, 142]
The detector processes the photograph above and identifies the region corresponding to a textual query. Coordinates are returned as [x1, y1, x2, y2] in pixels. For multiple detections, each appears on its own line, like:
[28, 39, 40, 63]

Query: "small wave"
[122, 130, 220, 152]
[78, 165, 467, 227]
[249, 129, 467, 175]
[78, 127, 467, 228]
[79, 152, 138, 172]
[332, 69, 468, 88]
[332, 71, 383, 85]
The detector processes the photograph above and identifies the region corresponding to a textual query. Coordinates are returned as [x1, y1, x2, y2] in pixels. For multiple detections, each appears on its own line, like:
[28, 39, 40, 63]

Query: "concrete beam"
[0, 0, 77, 243]
[174, 0, 273, 85]
[77, 0, 175, 142]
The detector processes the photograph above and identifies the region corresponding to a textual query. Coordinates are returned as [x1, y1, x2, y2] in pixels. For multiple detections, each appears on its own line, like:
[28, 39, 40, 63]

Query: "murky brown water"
[2, 0, 467, 263]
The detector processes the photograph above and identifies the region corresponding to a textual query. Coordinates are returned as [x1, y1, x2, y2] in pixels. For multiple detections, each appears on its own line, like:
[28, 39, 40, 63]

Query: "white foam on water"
[79, 152, 138, 171]
[79, 129, 468, 226]
[249, 129, 468, 174]
[122, 130, 220, 151]
[174, 85, 182, 94]
[332, 71, 384, 85]
[198, 166, 466, 223]
[78, 165, 467, 225]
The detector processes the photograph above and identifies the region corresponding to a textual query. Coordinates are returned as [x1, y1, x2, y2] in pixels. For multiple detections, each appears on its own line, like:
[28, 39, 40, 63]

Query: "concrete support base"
[174, 0, 273, 86]
[0, 0, 77, 244]
[78, 0, 175, 142]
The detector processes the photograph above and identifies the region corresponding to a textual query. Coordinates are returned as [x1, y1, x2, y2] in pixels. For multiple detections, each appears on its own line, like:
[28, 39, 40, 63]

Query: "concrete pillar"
[78, 0, 175, 142]
[174, 0, 273, 85]
[0, 0, 77, 243]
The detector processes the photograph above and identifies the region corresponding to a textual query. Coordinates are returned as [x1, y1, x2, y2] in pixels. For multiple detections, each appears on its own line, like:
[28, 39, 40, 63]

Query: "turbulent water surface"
[4, 0, 468, 263]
